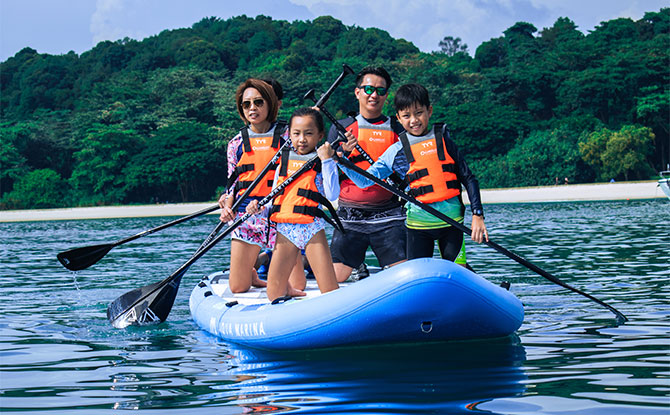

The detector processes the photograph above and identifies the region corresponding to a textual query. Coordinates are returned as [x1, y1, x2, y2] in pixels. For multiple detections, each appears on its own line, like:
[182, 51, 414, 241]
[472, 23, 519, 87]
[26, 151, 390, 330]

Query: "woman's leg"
[266, 233, 301, 301]
[304, 230, 339, 294]
[229, 239, 263, 293]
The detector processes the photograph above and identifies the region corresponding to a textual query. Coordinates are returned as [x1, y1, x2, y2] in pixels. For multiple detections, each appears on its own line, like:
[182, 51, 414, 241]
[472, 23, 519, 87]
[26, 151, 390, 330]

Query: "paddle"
[57, 204, 220, 271]
[335, 155, 628, 322]
[107, 146, 332, 328]
[107, 66, 355, 328]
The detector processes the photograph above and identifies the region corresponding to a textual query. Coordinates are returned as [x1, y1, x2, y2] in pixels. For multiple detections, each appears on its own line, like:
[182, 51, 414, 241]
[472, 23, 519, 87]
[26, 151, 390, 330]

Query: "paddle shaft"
[315, 64, 355, 108]
[304, 89, 375, 167]
[194, 138, 293, 253]
[336, 155, 628, 322]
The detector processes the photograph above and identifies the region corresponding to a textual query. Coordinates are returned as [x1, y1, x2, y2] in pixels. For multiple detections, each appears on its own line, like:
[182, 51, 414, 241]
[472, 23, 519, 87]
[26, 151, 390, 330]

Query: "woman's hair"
[262, 78, 283, 100]
[288, 107, 325, 133]
[394, 83, 431, 112]
[235, 78, 279, 123]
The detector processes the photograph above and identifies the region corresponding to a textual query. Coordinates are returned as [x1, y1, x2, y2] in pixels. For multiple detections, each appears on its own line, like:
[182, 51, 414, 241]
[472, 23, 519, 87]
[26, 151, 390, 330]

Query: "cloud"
[90, 0, 147, 46]
[288, 0, 667, 54]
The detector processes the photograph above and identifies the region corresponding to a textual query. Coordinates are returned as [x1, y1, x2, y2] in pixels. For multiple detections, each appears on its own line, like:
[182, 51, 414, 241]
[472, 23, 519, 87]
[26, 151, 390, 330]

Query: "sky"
[1, 0, 667, 62]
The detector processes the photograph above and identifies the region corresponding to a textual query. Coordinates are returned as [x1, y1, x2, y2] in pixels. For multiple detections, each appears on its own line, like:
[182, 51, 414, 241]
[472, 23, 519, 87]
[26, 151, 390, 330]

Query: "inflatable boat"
[189, 258, 524, 351]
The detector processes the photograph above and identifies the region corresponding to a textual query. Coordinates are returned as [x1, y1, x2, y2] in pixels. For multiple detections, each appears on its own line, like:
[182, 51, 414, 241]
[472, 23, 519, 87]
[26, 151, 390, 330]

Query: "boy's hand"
[471, 215, 488, 243]
[318, 142, 335, 160]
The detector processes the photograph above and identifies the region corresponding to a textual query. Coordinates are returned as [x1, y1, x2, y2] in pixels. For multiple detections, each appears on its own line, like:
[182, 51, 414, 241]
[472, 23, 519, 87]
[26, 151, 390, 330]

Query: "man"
[327, 66, 407, 282]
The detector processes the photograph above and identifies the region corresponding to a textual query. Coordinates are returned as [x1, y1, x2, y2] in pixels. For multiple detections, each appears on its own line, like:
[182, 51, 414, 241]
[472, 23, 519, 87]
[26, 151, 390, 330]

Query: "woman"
[219, 78, 304, 294]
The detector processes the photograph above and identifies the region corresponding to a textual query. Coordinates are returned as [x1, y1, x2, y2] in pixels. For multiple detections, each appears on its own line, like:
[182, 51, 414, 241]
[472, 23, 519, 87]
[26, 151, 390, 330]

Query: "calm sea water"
[1, 199, 669, 414]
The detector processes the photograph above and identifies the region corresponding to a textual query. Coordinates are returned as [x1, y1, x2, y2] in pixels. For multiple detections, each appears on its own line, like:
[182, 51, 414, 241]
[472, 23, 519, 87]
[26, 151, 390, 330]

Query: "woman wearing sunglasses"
[218, 78, 305, 295]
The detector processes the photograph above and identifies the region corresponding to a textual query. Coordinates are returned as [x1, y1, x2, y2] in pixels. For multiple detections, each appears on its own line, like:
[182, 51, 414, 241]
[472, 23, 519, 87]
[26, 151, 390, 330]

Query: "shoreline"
[1, 180, 666, 223]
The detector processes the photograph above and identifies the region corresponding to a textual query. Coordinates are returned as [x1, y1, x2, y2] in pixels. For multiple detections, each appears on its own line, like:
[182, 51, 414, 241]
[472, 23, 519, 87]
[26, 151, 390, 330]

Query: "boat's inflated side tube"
[190, 258, 524, 350]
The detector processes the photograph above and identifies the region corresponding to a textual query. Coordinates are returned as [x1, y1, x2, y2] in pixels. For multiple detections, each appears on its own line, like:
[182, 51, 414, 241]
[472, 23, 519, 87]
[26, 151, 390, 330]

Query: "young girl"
[219, 78, 304, 294]
[247, 108, 340, 301]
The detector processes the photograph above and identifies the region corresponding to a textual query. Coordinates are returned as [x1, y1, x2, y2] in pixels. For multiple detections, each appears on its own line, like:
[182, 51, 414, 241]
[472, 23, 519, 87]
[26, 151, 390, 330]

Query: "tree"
[1, 168, 68, 209]
[69, 126, 145, 205]
[126, 122, 225, 202]
[579, 125, 655, 181]
[438, 36, 468, 56]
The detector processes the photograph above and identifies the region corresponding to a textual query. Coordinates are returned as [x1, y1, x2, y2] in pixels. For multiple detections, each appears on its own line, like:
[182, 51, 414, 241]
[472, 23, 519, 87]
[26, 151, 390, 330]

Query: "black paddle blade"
[107, 273, 184, 328]
[57, 244, 114, 271]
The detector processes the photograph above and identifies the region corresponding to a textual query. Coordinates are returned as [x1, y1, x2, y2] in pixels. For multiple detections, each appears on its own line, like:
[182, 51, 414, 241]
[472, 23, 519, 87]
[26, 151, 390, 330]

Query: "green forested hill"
[1, 11, 668, 209]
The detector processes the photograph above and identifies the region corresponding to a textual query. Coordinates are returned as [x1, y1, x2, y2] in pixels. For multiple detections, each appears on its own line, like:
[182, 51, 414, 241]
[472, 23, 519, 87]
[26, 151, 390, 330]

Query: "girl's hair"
[288, 107, 325, 133]
[235, 78, 279, 124]
[394, 83, 431, 112]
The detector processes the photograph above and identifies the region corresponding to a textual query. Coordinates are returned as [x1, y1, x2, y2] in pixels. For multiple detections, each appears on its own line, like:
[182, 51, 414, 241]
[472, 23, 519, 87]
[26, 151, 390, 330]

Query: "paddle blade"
[107, 272, 184, 328]
[57, 244, 114, 271]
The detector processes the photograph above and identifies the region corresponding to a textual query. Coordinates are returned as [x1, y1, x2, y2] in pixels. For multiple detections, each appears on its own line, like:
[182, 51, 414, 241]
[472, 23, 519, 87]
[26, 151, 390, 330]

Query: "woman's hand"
[246, 199, 260, 215]
[218, 193, 235, 222]
[471, 215, 489, 243]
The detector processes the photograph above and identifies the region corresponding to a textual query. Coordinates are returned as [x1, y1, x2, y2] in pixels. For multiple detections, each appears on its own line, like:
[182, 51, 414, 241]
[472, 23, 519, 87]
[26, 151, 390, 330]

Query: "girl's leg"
[266, 233, 301, 301]
[288, 256, 307, 291]
[229, 239, 263, 293]
[304, 230, 339, 294]
[406, 227, 437, 260]
[436, 226, 464, 262]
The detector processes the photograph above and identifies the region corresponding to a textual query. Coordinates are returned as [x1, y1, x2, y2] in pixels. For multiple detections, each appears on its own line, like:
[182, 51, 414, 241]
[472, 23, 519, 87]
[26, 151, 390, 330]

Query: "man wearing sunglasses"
[327, 66, 407, 283]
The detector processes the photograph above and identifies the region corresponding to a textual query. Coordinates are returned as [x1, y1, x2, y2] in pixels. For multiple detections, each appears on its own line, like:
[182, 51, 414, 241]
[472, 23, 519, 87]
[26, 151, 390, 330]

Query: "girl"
[219, 78, 304, 294]
[247, 108, 340, 301]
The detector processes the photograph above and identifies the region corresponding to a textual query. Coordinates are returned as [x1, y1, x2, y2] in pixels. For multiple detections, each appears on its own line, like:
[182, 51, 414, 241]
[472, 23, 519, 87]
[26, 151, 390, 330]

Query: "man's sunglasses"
[359, 85, 388, 96]
[242, 98, 265, 110]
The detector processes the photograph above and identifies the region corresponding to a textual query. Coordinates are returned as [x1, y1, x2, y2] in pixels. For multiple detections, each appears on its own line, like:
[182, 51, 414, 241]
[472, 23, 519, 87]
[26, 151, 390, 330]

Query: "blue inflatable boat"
[189, 258, 524, 351]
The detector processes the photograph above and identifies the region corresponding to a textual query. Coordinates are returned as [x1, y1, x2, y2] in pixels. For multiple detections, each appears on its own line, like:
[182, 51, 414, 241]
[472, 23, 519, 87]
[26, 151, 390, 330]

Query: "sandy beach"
[1, 180, 666, 223]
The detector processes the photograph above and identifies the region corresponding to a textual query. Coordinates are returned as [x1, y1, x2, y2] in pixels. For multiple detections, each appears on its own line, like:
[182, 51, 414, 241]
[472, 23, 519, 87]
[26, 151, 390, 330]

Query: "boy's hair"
[262, 78, 283, 100]
[289, 107, 325, 133]
[355, 66, 392, 89]
[235, 78, 279, 124]
[394, 83, 431, 112]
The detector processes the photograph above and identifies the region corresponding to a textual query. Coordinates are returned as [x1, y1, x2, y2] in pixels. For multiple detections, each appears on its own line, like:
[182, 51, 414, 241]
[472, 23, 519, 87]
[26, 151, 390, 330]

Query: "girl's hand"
[471, 215, 488, 243]
[318, 142, 335, 161]
[246, 200, 260, 215]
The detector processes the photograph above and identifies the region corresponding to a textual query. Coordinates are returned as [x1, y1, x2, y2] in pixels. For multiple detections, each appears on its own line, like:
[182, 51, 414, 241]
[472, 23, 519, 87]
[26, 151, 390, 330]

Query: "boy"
[335, 83, 488, 263]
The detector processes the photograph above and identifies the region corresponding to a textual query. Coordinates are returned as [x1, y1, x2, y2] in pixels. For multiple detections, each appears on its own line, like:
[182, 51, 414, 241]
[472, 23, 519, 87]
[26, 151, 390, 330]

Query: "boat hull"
[189, 258, 524, 350]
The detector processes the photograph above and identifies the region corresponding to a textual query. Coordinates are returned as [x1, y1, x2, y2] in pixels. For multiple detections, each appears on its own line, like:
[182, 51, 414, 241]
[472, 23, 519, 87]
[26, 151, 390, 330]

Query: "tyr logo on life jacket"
[399, 123, 461, 204]
[348, 114, 397, 168]
[227, 121, 286, 201]
[270, 149, 344, 232]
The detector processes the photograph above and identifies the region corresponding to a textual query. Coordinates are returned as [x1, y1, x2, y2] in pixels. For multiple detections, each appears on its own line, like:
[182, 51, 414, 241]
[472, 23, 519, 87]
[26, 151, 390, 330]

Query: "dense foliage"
[1, 11, 668, 209]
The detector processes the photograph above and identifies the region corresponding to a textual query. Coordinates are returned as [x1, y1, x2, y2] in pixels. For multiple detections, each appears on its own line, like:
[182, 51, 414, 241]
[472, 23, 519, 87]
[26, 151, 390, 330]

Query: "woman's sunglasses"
[359, 85, 388, 96]
[242, 98, 265, 110]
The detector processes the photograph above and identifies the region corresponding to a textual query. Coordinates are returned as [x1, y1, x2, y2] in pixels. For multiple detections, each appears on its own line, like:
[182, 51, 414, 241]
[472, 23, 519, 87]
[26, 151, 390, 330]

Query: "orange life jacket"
[347, 114, 397, 169]
[270, 149, 343, 232]
[399, 124, 461, 204]
[228, 121, 286, 199]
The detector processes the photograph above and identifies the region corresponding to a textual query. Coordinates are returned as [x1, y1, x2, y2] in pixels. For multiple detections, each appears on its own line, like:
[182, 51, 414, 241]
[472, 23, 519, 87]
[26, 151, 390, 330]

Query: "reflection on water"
[0, 199, 669, 413]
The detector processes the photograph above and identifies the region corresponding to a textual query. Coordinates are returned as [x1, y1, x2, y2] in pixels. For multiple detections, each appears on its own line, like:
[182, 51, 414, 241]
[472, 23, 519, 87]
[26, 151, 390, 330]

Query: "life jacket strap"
[407, 168, 429, 183]
[409, 185, 434, 197]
